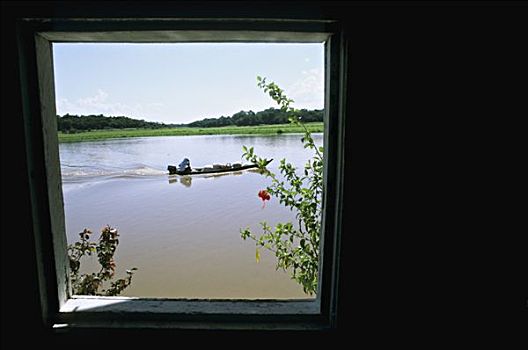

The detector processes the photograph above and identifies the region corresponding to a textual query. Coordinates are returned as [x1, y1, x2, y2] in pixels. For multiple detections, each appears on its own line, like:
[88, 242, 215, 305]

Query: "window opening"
[53, 42, 325, 300]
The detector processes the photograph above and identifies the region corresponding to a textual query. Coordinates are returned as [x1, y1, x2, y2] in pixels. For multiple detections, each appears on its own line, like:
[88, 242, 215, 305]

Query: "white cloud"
[287, 68, 324, 109]
[56, 89, 164, 121]
[77, 89, 108, 108]
[56, 98, 77, 114]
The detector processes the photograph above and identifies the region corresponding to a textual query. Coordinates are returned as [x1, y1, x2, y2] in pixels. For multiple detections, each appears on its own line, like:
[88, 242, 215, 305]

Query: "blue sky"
[53, 43, 324, 124]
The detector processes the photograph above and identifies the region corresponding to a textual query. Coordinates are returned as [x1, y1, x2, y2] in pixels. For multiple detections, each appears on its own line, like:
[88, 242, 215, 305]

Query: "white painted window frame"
[17, 18, 346, 331]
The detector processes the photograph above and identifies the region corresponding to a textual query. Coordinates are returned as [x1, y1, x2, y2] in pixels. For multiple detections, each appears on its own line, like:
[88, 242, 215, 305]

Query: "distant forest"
[56, 114, 172, 133]
[186, 108, 323, 128]
[56, 108, 324, 133]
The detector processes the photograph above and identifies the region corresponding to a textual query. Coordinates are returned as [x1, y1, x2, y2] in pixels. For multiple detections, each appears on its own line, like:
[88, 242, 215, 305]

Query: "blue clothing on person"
[178, 158, 191, 172]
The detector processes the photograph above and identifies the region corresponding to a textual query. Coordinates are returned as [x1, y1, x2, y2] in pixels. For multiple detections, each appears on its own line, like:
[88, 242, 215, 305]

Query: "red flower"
[258, 189, 271, 208]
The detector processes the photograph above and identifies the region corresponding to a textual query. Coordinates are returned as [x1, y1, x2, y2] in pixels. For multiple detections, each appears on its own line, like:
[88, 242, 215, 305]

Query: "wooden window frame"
[17, 18, 346, 331]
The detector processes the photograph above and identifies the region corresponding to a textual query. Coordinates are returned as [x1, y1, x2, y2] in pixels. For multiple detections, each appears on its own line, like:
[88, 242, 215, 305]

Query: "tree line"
[187, 108, 323, 128]
[56, 108, 323, 132]
[56, 114, 173, 133]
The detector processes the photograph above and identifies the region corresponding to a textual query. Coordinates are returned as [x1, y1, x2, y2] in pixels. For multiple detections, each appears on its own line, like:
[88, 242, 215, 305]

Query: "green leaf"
[242, 77, 321, 295]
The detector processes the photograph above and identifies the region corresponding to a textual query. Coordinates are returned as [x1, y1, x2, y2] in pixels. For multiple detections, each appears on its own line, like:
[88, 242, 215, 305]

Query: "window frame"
[17, 17, 346, 331]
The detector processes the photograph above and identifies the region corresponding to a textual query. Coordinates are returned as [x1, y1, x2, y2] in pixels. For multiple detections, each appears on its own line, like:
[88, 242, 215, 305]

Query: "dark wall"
[2, 1, 524, 346]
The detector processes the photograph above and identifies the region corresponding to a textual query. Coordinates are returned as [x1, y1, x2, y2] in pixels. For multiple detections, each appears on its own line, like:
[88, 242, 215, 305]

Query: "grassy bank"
[58, 122, 324, 143]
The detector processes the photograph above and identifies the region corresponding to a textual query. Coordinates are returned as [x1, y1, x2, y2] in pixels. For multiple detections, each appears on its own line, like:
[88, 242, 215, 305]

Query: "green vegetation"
[57, 108, 322, 133]
[68, 225, 137, 296]
[57, 114, 174, 133]
[58, 122, 324, 143]
[241, 77, 322, 295]
[188, 108, 323, 128]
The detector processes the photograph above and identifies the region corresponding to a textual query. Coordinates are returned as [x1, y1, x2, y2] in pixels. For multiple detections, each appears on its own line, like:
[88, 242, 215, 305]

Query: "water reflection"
[168, 175, 192, 187]
[168, 171, 250, 187]
[180, 176, 192, 187]
[204, 171, 244, 179]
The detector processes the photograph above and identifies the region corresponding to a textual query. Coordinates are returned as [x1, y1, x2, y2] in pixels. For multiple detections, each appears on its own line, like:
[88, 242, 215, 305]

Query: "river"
[60, 133, 323, 299]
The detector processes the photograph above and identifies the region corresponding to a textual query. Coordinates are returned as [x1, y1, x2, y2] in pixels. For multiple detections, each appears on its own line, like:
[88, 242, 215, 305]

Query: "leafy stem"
[68, 225, 137, 296]
[240, 77, 323, 295]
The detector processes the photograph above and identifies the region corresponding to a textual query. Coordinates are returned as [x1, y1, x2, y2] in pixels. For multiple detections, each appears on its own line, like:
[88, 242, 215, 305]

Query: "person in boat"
[177, 158, 192, 174]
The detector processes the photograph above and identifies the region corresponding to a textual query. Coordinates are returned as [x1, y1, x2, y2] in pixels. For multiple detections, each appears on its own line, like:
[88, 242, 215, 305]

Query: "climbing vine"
[241, 76, 323, 295]
[68, 225, 137, 296]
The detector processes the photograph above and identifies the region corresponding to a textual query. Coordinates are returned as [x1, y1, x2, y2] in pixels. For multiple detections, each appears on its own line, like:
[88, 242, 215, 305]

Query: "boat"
[167, 159, 272, 175]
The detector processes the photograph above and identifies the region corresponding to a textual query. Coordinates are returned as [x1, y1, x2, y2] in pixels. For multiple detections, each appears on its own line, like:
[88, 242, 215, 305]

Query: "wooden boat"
[167, 159, 272, 175]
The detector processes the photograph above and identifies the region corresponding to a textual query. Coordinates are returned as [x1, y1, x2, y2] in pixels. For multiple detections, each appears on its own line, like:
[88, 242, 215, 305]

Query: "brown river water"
[60, 133, 322, 299]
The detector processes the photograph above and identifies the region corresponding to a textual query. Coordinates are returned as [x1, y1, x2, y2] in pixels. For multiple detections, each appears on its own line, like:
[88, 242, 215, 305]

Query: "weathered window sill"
[56, 296, 324, 330]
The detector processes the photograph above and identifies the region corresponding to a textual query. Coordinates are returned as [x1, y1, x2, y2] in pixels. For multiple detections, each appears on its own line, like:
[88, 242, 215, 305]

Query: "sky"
[53, 43, 324, 124]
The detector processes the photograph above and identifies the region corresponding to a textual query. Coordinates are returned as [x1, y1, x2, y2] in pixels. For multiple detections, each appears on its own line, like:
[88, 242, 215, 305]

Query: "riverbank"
[58, 122, 323, 143]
